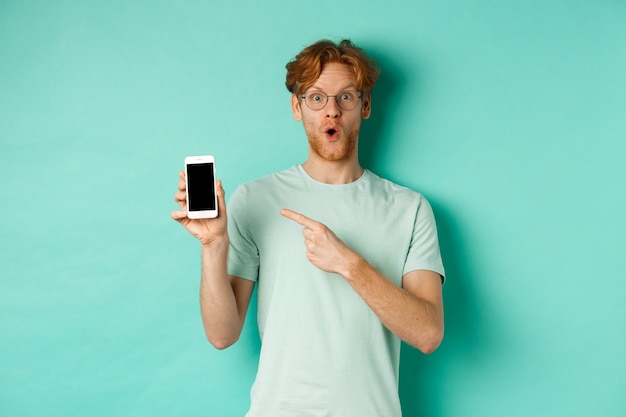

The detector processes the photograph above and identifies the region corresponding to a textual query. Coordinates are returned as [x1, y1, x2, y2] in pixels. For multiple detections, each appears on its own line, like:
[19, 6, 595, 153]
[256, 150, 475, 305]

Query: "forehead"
[309, 62, 357, 91]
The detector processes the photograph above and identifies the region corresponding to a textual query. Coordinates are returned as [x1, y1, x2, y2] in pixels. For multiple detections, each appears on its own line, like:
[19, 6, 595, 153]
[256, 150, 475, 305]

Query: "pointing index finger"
[280, 209, 317, 228]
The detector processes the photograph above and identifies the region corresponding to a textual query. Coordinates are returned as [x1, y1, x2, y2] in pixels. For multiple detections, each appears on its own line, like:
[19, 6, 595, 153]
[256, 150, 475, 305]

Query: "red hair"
[285, 39, 380, 96]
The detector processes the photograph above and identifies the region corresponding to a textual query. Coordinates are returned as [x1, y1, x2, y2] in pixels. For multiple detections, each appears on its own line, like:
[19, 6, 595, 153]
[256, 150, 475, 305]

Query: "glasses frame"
[300, 90, 363, 111]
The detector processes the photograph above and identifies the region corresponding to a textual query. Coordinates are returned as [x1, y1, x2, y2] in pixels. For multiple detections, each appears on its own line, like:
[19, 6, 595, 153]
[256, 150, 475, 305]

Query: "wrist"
[200, 234, 229, 251]
[341, 251, 367, 282]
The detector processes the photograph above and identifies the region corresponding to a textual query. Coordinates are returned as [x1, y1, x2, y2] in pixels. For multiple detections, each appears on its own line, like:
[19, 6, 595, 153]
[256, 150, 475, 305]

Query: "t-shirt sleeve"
[227, 185, 260, 282]
[402, 195, 446, 284]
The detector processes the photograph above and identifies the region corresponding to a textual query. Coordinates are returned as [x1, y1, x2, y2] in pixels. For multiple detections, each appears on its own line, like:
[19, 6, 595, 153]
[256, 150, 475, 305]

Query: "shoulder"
[229, 166, 302, 211]
[365, 170, 426, 204]
[237, 166, 299, 191]
[231, 166, 299, 197]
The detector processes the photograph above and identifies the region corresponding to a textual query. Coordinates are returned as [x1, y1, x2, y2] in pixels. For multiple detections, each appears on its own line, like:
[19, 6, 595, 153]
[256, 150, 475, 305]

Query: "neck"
[301, 157, 364, 184]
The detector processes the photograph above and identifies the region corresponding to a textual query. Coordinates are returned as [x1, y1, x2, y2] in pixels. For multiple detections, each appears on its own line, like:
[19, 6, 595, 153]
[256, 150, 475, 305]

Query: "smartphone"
[184, 155, 218, 219]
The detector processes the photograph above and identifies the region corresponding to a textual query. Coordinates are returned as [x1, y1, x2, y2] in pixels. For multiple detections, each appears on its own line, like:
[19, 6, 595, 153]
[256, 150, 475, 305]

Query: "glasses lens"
[305, 92, 327, 110]
[338, 91, 358, 110]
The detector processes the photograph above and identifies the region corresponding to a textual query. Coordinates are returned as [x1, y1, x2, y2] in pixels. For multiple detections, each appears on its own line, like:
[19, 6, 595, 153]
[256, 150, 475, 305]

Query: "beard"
[303, 119, 361, 162]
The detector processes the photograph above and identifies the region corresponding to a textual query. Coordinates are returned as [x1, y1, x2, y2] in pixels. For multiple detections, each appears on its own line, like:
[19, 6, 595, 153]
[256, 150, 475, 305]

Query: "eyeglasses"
[300, 90, 362, 111]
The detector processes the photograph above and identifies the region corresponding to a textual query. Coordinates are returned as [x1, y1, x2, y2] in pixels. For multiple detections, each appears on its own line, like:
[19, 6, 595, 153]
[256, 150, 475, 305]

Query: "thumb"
[216, 180, 227, 217]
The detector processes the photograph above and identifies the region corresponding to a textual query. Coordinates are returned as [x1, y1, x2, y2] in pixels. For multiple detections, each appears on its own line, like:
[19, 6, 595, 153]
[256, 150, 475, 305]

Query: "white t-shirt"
[228, 165, 445, 417]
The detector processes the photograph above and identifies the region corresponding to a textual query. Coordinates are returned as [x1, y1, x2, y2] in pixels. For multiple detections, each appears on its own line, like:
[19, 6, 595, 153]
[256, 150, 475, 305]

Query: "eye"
[337, 91, 357, 103]
[339, 92, 355, 101]
[310, 93, 325, 102]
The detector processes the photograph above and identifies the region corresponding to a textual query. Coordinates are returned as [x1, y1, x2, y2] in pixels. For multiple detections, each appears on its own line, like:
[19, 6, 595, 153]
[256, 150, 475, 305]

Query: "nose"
[325, 96, 341, 118]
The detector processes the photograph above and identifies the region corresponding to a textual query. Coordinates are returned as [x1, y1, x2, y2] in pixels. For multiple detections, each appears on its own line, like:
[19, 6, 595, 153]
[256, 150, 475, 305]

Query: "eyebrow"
[309, 83, 357, 92]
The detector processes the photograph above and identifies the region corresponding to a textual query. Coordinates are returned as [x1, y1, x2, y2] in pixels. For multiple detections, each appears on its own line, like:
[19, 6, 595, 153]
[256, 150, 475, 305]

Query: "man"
[172, 39, 445, 417]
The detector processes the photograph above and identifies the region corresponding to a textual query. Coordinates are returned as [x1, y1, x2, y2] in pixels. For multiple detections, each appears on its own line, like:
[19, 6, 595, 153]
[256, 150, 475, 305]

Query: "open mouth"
[325, 128, 339, 139]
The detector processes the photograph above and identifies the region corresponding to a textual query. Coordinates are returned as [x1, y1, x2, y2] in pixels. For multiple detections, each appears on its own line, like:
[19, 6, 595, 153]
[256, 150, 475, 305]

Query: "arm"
[172, 171, 255, 349]
[343, 260, 444, 354]
[198, 238, 255, 349]
[281, 209, 444, 354]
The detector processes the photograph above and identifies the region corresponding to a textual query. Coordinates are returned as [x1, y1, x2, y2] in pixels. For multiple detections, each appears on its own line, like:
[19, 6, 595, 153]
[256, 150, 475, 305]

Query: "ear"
[361, 94, 372, 119]
[291, 94, 303, 121]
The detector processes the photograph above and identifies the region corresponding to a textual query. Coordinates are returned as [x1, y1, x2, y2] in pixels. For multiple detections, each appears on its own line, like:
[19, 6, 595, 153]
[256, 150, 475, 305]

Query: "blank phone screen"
[187, 163, 216, 211]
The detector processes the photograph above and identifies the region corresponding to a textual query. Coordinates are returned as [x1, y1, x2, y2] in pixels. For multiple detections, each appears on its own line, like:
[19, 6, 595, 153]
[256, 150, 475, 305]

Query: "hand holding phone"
[184, 155, 218, 219]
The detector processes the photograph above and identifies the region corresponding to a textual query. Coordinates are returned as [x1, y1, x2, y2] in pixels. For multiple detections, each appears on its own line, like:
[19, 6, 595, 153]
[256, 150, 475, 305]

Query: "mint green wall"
[1, 1, 624, 416]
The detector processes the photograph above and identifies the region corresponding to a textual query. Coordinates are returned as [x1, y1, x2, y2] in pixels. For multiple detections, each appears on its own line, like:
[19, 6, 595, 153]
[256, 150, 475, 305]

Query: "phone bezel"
[184, 155, 218, 219]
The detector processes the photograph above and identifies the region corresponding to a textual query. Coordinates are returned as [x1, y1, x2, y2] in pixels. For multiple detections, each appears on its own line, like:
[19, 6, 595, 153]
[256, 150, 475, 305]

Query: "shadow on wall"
[399, 202, 491, 417]
[357, 44, 401, 171]
[358, 44, 494, 417]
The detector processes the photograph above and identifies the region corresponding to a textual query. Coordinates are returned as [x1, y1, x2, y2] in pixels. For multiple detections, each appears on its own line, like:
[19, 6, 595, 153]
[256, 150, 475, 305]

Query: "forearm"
[199, 238, 243, 349]
[341, 255, 444, 354]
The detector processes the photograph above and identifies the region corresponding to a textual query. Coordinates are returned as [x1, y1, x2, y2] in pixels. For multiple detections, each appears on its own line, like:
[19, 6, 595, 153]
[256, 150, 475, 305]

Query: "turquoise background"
[1, 1, 625, 416]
